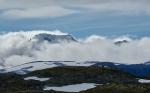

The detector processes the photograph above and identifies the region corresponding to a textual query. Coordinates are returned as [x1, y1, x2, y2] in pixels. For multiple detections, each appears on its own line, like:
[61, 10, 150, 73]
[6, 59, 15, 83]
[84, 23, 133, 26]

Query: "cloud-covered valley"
[0, 30, 150, 67]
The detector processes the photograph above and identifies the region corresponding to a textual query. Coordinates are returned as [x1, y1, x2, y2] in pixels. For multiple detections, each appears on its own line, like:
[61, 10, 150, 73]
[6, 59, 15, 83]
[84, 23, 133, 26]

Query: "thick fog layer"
[0, 30, 150, 67]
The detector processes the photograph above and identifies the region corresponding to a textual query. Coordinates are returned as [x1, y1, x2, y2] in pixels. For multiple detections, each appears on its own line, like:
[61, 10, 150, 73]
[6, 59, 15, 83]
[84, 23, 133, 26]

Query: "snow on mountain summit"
[32, 33, 77, 43]
[114, 37, 131, 45]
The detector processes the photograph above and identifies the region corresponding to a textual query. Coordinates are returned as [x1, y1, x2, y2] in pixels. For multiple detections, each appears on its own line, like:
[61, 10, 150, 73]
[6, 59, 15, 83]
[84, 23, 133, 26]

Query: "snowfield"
[44, 83, 97, 92]
[2, 61, 95, 74]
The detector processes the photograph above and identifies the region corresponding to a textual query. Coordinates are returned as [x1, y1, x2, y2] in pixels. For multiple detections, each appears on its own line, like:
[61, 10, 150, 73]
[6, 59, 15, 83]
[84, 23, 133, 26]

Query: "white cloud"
[1, 6, 76, 19]
[0, 30, 150, 67]
[79, 0, 150, 14]
[0, 0, 149, 19]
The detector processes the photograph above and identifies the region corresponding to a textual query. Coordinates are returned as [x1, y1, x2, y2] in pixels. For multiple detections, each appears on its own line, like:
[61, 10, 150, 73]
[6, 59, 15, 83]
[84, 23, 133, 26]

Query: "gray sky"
[0, 0, 150, 19]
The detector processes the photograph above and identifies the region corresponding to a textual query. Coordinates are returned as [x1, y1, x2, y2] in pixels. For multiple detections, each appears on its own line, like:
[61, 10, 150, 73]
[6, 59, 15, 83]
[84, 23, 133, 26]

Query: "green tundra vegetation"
[1, 66, 150, 93]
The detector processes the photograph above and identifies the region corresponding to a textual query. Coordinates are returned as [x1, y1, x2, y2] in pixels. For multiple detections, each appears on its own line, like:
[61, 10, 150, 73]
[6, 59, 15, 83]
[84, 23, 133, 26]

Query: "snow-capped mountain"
[31, 33, 77, 43]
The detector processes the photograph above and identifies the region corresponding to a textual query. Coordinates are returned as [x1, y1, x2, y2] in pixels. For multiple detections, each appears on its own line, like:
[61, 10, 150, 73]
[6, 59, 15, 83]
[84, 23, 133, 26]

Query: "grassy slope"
[26, 66, 137, 85]
[81, 83, 150, 93]
[0, 66, 150, 93]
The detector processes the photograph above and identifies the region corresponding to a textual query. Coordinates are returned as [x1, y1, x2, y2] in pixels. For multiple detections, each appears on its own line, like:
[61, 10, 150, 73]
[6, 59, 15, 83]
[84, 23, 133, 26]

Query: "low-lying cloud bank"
[0, 30, 150, 67]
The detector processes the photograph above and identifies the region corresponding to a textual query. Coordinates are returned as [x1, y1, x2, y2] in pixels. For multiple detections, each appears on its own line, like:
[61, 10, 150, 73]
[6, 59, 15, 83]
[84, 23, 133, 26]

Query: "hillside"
[1, 66, 150, 93]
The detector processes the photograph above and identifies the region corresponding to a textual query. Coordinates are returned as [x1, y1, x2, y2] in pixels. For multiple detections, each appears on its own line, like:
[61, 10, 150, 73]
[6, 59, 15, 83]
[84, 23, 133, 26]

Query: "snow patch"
[4, 62, 59, 73]
[24, 76, 50, 81]
[44, 83, 97, 92]
[138, 79, 150, 83]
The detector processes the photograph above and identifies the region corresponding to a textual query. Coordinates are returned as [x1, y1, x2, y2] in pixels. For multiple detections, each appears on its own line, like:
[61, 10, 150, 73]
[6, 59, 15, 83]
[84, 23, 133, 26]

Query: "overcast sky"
[0, 0, 150, 37]
[0, 0, 150, 19]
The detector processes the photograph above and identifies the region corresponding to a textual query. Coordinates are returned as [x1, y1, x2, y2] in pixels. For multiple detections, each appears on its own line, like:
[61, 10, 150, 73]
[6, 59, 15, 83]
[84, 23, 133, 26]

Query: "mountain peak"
[114, 40, 129, 45]
[32, 33, 77, 43]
